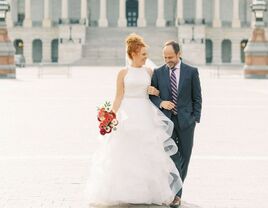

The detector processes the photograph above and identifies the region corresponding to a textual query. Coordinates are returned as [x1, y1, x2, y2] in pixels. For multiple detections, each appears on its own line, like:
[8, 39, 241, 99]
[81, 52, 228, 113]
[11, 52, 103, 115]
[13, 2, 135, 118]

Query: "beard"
[167, 61, 176, 68]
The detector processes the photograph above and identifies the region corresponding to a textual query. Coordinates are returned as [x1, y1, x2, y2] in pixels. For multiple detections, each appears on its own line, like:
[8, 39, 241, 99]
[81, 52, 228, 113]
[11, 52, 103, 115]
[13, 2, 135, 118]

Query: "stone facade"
[5, 0, 268, 65]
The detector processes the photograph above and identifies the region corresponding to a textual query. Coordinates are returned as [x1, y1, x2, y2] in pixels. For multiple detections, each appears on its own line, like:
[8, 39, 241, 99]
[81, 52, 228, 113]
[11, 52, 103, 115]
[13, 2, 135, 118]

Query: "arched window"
[51, 39, 59, 63]
[205, 39, 213, 63]
[32, 39, 43, 63]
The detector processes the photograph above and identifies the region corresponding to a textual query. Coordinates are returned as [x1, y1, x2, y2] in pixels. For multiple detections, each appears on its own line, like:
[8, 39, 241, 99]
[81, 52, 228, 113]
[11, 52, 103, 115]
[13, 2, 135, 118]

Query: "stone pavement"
[0, 66, 267, 208]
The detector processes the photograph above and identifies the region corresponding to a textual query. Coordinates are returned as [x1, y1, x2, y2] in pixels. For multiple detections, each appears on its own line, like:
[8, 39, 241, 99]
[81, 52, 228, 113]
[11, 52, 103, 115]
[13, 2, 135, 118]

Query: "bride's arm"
[146, 68, 160, 96]
[112, 69, 127, 113]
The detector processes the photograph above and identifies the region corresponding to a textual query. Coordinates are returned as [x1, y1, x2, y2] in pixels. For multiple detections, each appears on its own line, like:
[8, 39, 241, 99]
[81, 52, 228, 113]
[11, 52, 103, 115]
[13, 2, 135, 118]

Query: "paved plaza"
[0, 66, 268, 208]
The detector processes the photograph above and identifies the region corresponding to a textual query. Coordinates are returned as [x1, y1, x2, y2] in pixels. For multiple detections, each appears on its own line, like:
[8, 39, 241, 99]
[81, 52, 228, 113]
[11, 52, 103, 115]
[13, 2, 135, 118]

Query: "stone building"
[6, 0, 268, 66]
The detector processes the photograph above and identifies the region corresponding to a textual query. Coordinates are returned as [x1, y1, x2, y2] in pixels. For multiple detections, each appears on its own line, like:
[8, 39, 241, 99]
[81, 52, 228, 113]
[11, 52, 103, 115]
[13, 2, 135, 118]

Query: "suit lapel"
[163, 65, 171, 94]
[178, 62, 187, 96]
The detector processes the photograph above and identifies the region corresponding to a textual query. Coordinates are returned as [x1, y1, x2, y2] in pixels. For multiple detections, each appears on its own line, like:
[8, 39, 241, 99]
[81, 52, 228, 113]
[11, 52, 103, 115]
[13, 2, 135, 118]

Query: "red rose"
[106, 115, 112, 122]
[100, 129, 106, 135]
[104, 113, 110, 119]
[110, 112, 116, 118]
[99, 123, 106, 129]
[98, 111, 104, 118]
[102, 119, 109, 126]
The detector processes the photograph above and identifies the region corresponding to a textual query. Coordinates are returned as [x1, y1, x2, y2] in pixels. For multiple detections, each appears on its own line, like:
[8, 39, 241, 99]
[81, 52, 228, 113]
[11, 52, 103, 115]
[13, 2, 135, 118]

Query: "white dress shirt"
[169, 60, 181, 88]
[160, 60, 181, 109]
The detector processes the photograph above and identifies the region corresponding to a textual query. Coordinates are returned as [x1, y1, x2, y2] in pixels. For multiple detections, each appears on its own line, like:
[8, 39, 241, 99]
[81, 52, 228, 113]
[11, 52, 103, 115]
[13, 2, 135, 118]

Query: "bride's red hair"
[125, 33, 147, 60]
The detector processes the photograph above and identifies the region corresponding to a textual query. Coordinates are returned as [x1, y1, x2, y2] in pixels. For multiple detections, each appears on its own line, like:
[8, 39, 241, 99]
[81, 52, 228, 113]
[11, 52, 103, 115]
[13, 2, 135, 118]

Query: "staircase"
[74, 27, 178, 66]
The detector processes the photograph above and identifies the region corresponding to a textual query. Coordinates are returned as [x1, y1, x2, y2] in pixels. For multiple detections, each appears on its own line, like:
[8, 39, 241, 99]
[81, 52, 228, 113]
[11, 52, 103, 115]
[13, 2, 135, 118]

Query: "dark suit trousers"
[170, 114, 196, 197]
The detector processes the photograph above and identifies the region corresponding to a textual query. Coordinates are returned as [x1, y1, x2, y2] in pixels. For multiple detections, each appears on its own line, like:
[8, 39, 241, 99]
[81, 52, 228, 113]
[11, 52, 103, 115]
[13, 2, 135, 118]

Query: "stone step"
[75, 27, 177, 66]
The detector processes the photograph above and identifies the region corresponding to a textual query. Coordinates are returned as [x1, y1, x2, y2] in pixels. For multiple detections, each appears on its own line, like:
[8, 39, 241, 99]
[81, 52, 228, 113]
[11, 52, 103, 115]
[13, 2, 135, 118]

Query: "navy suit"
[149, 61, 202, 197]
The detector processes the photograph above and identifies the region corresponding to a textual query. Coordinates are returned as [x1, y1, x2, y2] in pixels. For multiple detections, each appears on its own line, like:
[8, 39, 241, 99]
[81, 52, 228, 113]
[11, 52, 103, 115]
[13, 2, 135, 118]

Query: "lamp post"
[191, 24, 195, 42]
[244, 0, 268, 78]
[0, 0, 16, 79]
[68, 25, 73, 42]
[252, 0, 266, 26]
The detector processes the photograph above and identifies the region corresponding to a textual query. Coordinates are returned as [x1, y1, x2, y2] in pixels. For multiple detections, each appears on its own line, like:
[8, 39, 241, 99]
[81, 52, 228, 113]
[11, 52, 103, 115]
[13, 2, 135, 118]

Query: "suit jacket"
[149, 61, 202, 130]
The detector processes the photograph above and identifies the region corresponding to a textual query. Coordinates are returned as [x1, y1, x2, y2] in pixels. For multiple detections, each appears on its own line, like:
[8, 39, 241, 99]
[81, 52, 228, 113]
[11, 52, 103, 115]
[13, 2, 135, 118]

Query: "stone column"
[61, 0, 69, 24]
[23, 0, 32, 28]
[213, 39, 222, 64]
[99, 0, 108, 27]
[231, 40, 241, 63]
[24, 40, 33, 64]
[196, 0, 203, 24]
[232, 0, 241, 28]
[43, 0, 52, 27]
[42, 39, 52, 63]
[176, 0, 184, 25]
[137, 0, 146, 27]
[251, 12, 255, 28]
[80, 0, 88, 25]
[6, 0, 14, 28]
[156, 0, 165, 27]
[118, 0, 127, 27]
[212, 0, 221, 28]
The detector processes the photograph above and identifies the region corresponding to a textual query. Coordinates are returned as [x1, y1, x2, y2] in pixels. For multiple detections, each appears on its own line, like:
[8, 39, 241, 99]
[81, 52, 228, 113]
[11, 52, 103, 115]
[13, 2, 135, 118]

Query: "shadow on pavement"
[90, 202, 203, 208]
[181, 201, 203, 208]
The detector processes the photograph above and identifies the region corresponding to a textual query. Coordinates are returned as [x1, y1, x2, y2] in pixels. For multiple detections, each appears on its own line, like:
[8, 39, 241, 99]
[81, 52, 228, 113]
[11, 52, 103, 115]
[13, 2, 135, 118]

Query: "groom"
[149, 41, 202, 207]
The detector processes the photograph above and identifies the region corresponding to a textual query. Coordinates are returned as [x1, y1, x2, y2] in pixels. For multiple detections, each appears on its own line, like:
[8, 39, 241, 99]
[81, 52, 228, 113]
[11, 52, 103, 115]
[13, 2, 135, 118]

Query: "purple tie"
[170, 68, 178, 115]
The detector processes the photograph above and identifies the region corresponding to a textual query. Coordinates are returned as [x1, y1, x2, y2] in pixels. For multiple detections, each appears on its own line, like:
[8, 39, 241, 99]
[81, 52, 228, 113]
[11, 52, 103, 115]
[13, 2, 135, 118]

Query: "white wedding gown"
[84, 66, 182, 206]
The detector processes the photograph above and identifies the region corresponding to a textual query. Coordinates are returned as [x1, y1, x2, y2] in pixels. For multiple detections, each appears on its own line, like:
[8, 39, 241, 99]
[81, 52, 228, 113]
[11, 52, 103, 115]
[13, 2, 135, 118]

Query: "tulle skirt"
[84, 97, 182, 206]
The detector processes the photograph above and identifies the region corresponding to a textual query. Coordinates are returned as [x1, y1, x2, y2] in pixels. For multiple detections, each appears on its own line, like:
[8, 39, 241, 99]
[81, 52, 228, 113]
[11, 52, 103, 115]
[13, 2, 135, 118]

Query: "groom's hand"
[160, 101, 175, 110]
[147, 86, 160, 96]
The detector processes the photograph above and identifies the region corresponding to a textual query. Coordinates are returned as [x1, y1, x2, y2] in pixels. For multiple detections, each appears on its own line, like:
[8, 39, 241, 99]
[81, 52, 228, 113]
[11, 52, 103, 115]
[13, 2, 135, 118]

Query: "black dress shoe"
[169, 196, 181, 208]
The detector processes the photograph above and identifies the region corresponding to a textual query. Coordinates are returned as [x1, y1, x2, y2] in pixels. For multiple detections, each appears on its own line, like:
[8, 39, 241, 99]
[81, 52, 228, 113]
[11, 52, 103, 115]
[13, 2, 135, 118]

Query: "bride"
[84, 33, 182, 207]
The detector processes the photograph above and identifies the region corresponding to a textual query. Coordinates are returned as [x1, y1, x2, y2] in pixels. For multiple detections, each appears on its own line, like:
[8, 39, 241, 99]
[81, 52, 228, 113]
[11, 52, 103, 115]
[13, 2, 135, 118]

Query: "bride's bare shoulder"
[117, 68, 128, 78]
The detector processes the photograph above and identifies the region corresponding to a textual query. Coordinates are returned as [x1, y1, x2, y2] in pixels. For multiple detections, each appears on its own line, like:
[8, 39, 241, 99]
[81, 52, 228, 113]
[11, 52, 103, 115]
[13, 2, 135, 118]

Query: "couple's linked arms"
[150, 71, 176, 111]
[147, 68, 176, 111]
[111, 68, 160, 113]
[146, 68, 160, 97]
[150, 68, 202, 122]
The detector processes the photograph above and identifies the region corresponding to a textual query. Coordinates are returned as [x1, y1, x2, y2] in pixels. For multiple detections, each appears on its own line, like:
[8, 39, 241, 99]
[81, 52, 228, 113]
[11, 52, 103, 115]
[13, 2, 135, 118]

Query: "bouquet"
[97, 101, 118, 135]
